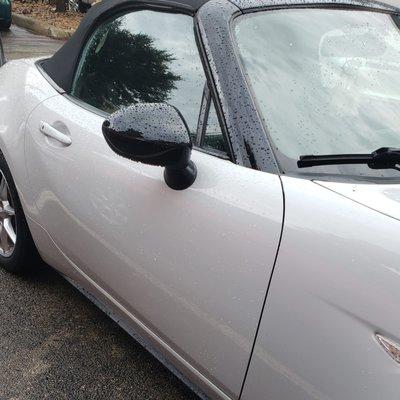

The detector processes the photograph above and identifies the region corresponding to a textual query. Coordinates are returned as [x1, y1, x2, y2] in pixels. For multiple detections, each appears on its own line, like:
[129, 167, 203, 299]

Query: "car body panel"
[242, 176, 400, 400]
[0, 59, 69, 277]
[0, 59, 58, 210]
[24, 92, 284, 398]
[316, 180, 400, 221]
[27, 212, 231, 400]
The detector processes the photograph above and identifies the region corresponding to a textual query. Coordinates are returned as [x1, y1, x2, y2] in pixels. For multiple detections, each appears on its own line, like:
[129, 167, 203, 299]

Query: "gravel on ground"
[13, 0, 83, 31]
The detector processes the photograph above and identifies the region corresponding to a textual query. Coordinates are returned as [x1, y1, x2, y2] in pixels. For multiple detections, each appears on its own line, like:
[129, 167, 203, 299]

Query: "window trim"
[63, 93, 109, 119]
[36, 59, 66, 94]
[194, 14, 237, 164]
[195, 83, 210, 147]
[194, 146, 231, 160]
[194, 83, 231, 157]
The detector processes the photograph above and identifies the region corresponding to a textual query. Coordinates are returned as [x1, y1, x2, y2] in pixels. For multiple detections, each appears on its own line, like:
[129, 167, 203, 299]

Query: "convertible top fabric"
[41, 0, 210, 92]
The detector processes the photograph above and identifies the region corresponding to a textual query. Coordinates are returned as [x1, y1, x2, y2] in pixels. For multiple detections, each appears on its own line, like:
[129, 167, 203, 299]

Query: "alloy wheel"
[0, 171, 16, 257]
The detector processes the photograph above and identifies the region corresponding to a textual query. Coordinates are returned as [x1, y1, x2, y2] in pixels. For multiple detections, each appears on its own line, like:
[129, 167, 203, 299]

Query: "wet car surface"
[2, 1, 400, 398]
[1, 25, 63, 60]
[0, 25, 199, 400]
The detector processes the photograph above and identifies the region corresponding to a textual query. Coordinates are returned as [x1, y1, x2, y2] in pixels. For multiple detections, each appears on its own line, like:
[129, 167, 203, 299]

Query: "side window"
[196, 85, 228, 155]
[203, 100, 226, 153]
[71, 10, 205, 136]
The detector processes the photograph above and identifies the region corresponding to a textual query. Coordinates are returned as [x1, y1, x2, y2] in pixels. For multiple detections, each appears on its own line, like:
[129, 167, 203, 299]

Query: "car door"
[25, 9, 284, 399]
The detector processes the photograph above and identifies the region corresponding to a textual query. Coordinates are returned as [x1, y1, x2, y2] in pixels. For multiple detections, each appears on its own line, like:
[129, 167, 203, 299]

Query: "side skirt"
[64, 274, 211, 400]
[26, 216, 231, 400]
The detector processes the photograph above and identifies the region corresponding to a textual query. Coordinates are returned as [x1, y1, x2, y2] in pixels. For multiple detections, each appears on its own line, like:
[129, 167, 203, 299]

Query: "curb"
[12, 13, 74, 40]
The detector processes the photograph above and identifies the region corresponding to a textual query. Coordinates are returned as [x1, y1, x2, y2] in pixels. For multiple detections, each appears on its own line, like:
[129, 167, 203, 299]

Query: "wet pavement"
[1, 25, 63, 60]
[0, 25, 200, 400]
[0, 266, 199, 400]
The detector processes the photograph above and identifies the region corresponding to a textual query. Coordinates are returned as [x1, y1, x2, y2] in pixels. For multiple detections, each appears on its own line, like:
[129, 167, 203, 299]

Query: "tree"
[49, 0, 68, 13]
[72, 19, 182, 113]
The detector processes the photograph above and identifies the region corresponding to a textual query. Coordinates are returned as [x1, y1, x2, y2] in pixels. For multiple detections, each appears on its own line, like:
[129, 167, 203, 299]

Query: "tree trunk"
[54, 0, 67, 12]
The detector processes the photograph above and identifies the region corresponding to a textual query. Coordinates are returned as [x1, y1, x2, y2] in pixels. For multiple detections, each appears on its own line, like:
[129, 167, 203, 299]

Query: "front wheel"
[0, 153, 41, 274]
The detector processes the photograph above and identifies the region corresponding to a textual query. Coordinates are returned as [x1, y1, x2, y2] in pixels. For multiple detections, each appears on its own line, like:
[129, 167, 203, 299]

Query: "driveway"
[0, 25, 200, 400]
[1, 25, 63, 60]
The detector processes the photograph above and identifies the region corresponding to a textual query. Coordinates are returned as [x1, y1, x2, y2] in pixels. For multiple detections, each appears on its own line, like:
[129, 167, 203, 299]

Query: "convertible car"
[1, 0, 400, 399]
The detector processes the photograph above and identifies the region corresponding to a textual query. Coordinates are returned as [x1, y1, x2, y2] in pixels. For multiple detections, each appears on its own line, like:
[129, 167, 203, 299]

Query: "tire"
[0, 153, 41, 274]
[0, 21, 11, 31]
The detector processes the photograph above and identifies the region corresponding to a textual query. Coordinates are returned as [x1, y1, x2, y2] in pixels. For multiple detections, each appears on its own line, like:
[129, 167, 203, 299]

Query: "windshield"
[234, 9, 400, 180]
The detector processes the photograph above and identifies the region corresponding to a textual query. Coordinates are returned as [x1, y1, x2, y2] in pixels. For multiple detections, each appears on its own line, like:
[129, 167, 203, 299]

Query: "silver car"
[1, 0, 400, 399]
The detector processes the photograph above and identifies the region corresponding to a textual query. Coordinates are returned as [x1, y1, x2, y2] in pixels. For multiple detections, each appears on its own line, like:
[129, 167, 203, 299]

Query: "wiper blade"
[298, 147, 400, 170]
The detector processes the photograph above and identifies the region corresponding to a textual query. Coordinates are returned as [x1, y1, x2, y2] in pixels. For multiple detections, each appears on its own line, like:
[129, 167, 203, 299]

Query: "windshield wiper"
[298, 147, 400, 170]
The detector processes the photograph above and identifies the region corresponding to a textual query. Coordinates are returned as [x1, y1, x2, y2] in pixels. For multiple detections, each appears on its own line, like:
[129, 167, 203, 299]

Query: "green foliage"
[73, 19, 182, 112]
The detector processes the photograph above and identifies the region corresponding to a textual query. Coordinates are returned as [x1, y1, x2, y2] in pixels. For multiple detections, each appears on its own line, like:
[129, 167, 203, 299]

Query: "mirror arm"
[164, 161, 197, 191]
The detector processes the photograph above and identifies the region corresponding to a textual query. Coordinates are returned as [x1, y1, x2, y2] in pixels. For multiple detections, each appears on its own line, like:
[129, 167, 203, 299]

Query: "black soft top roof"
[41, 0, 210, 92]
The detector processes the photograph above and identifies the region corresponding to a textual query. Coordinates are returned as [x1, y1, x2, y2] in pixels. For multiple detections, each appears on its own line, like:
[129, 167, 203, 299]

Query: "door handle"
[39, 122, 72, 146]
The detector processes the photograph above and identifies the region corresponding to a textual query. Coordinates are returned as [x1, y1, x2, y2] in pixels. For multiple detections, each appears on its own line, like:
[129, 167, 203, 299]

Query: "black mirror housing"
[102, 103, 196, 190]
[102, 103, 191, 168]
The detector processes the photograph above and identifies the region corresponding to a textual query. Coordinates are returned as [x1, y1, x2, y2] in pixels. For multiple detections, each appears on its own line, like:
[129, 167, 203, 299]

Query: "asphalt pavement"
[1, 25, 63, 60]
[0, 25, 200, 400]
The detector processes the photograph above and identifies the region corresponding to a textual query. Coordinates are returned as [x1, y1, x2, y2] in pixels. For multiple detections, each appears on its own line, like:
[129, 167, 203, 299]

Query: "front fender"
[242, 176, 400, 400]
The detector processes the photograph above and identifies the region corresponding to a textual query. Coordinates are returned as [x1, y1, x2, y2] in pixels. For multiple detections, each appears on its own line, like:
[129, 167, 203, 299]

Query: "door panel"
[25, 94, 284, 398]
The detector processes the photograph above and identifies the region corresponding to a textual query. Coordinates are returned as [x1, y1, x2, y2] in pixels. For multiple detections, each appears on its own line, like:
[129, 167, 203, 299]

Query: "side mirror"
[102, 103, 197, 190]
